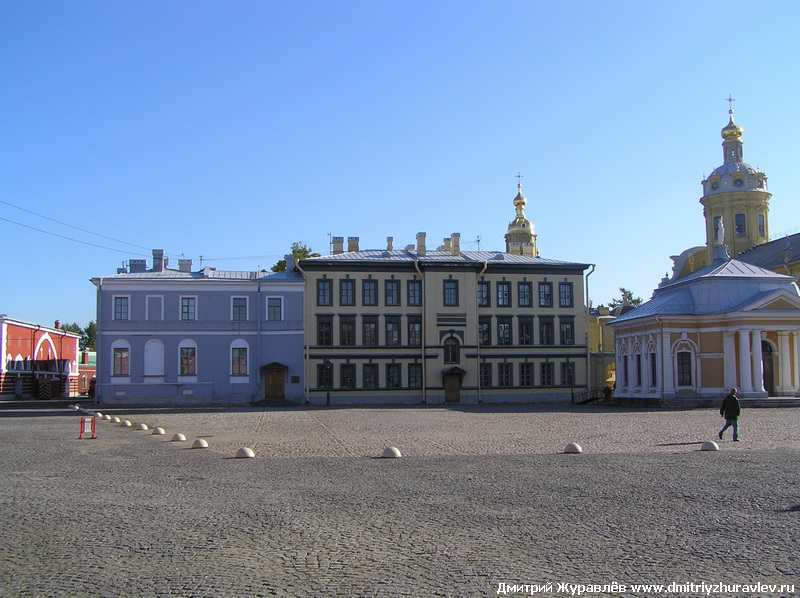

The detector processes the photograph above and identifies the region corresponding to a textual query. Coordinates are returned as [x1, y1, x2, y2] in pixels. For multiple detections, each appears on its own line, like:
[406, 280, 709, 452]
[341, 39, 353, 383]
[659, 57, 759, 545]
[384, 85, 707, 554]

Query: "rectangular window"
[518, 282, 532, 307]
[538, 282, 553, 307]
[385, 317, 401, 346]
[519, 317, 533, 346]
[317, 279, 333, 306]
[497, 320, 512, 345]
[735, 213, 747, 237]
[650, 353, 657, 388]
[758, 214, 765, 238]
[407, 280, 422, 306]
[385, 279, 400, 306]
[362, 279, 378, 306]
[559, 319, 574, 345]
[340, 279, 355, 306]
[341, 364, 355, 389]
[113, 348, 129, 376]
[340, 316, 355, 346]
[317, 363, 332, 389]
[231, 347, 247, 376]
[363, 317, 378, 346]
[479, 316, 492, 346]
[635, 354, 642, 386]
[114, 297, 129, 321]
[477, 281, 490, 307]
[540, 362, 553, 386]
[480, 363, 492, 388]
[363, 364, 378, 389]
[499, 363, 512, 387]
[232, 297, 247, 321]
[181, 297, 196, 321]
[408, 364, 422, 389]
[180, 347, 196, 376]
[386, 364, 401, 389]
[317, 316, 332, 346]
[539, 318, 554, 345]
[560, 362, 575, 386]
[559, 282, 574, 307]
[443, 280, 459, 306]
[497, 282, 511, 307]
[267, 297, 282, 321]
[408, 317, 421, 346]
[677, 351, 692, 386]
[520, 363, 533, 387]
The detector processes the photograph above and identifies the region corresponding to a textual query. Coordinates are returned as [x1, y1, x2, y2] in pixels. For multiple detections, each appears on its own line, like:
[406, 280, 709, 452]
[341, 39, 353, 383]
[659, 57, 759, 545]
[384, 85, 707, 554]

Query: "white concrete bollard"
[152, 427, 166, 435]
[121, 420, 132, 427]
[235, 447, 255, 459]
[192, 438, 209, 449]
[564, 442, 583, 454]
[381, 446, 402, 458]
[171, 433, 187, 442]
[701, 441, 720, 451]
[135, 423, 148, 431]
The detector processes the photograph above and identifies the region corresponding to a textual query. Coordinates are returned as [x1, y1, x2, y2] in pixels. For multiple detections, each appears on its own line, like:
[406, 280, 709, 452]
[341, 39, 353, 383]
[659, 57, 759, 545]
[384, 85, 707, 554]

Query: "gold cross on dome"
[515, 172, 523, 188]
[726, 94, 735, 114]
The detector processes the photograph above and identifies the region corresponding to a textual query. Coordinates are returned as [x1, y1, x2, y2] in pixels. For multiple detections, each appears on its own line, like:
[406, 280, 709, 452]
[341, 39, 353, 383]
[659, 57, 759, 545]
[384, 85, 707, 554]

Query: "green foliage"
[59, 320, 96, 351]
[609, 287, 643, 309]
[271, 242, 320, 272]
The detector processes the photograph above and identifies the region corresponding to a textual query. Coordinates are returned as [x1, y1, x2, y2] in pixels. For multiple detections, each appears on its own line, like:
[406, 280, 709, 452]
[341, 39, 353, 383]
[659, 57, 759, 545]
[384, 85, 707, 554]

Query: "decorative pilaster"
[723, 331, 737, 389]
[738, 330, 752, 392]
[779, 331, 792, 394]
[752, 331, 765, 394]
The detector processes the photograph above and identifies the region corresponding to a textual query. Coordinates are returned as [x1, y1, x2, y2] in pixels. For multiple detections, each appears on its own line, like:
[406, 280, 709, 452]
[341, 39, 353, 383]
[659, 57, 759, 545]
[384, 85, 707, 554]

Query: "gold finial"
[515, 172, 523, 190]
[726, 94, 735, 115]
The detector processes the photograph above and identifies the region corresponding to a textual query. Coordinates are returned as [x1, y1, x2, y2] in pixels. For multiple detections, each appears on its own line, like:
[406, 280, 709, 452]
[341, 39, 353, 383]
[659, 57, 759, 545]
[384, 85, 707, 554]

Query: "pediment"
[741, 289, 800, 312]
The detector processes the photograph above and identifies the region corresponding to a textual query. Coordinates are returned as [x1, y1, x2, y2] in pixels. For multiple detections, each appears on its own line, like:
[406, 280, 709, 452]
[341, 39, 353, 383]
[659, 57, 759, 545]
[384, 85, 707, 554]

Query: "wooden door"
[265, 367, 285, 400]
[444, 373, 461, 403]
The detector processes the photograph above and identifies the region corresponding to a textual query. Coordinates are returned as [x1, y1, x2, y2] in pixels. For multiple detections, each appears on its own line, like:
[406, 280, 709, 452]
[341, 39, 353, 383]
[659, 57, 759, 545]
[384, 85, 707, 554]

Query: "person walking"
[719, 387, 741, 441]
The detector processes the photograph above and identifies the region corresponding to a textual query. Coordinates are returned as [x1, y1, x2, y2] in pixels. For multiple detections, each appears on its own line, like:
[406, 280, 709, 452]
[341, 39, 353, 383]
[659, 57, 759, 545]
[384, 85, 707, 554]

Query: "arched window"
[178, 339, 198, 377]
[144, 339, 164, 377]
[230, 339, 249, 376]
[110, 340, 131, 377]
[444, 337, 460, 364]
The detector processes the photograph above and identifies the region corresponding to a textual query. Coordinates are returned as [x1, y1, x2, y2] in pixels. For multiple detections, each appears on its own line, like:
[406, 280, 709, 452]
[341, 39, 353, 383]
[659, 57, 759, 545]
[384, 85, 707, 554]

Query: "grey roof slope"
[300, 249, 590, 269]
[612, 258, 798, 324]
[736, 232, 800, 271]
[94, 268, 302, 282]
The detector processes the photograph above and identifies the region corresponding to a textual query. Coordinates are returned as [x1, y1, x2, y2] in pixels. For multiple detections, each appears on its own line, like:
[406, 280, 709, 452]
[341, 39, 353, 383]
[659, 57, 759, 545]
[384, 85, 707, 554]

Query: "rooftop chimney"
[451, 233, 460, 255]
[347, 237, 360, 252]
[129, 259, 147, 273]
[285, 253, 295, 272]
[152, 249, 165, 272]
[442, 237, 451, 252]
[178, 258, 193, 273]
[54, 320, 60, 330]
[332, 237, 344, 255]
[416, 232, 426, 256]
[387, 237, 394, 251]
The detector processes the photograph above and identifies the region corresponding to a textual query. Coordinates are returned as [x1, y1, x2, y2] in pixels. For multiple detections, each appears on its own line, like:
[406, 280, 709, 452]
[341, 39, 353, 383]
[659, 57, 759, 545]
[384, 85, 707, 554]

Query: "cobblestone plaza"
[1, 403, 798, 597]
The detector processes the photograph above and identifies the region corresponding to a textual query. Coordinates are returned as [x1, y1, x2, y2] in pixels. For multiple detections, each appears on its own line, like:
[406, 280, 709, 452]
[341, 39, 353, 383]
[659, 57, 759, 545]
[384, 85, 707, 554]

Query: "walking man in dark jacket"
[719, 387, 741, 442]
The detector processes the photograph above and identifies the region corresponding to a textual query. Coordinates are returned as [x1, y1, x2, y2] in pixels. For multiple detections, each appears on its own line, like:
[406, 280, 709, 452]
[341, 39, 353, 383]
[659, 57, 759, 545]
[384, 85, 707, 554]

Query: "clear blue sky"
[2, 0, 799, 328]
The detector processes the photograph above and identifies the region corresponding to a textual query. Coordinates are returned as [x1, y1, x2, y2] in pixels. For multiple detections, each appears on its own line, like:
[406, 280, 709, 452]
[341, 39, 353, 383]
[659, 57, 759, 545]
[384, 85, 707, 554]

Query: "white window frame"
[178, 339, 198, 382]
[230, 339, 249, 382]
[266, 296, 283, 321]
[113, 295, 130, 321]
[231, 296, 248, 321]
[180, 295, 198, 321]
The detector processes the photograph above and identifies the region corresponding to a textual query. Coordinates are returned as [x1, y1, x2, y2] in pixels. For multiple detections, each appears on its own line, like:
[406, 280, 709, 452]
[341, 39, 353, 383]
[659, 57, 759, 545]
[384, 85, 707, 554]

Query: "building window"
[650, 352, 657, 387]
[539, 318, 554, 345]
[363, 364, 378, 389]
[232, 297, 247, 321]
[408, 317, 421, 346]
[317, 363, 332, 389]
[499, 363, 512, 387]
[677, 351, 692, 386]
[758, 214, 766, 238]
[340, 316, 355, 346]
[497, 319, 512, 345]
[363, 317, 378, 346]
[113, 348, 129, 376]
[519, 317, 533, 346]
[477, 281, 490, 307]
[559, 319, 574, 345]
[341, 364, 355, 389]
[444, 338, 460, 364]
[518, 282, 532, 307]
[560, 362, 575, 386]
[479, 316, 491, 346]
[317, 316, 333, 346]
[443, 280, 459, 306]
[267, 297, 282, 321]
[180, 347, 196, 376]
[386, 364, 401, 389]
[520, 363, 533, 386]
[231, 347, 248, 376]
[385, 317, 401, 346]
[635, 354, 642, 386]
[363, 279, 378, 306]
[408, 363, 422, 389]
[114, 297, 129, 321]
[480, 363, 492, 388]
[559, 282, 574, 307]
[623, 356, 629, 386]
[407, 280, 422, 306]
[540, 362, 553, 386]
[497, 282, 511, 307]
[340, 279, 355, 306]
[180, 297, 196, 321]
[735, 213, 747, 237]
[538, 282, 553, 307]
[385, 280, 400, 306]
[317, 279, 333, 306]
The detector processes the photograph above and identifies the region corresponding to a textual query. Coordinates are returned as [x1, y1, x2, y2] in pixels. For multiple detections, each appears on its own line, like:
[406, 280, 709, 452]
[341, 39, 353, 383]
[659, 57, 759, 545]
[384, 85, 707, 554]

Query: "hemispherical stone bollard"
[701, 440, 720, 451]
[564, 442, 583, 454]
[235, 447, 255, 459]
[171, 433, 187, 442]
[135, 423, 149, 431]
[111, 417, 120, 423]
[122, 420, 132, 427]
[381, 446, 402, 458]
[152, 427, 166, 435]
[192, 438, 209, 449]
[103, 414, 112, 421]
[95, 412, 103, 418]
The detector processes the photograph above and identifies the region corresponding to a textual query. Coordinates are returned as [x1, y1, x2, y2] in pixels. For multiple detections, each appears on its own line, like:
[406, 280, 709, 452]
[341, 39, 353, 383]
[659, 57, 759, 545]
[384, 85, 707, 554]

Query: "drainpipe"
[294, 259, 309, 405]
[476, 261, 488, 404]
[584, 264, 595, 393]
[413, 258, 426, 404]
[95, 278, 102, 404]
[254, 278, 262, 404]
[656, 315, 664, 406]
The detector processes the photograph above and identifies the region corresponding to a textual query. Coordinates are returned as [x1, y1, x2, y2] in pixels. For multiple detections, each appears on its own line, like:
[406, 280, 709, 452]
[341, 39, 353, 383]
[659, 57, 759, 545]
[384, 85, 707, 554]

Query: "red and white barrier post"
[79, 417, 96, 439]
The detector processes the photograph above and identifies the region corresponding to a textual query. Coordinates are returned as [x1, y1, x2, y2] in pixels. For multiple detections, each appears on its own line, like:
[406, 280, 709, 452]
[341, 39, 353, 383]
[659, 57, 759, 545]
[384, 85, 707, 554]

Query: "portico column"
[779, 331, 792, 394]
[751, 330, 764, 394]
[662, 333, 674, 393]
[723, 331, 737, 389]
[794, 331, 800, 395]
[738, 330, 752, 392]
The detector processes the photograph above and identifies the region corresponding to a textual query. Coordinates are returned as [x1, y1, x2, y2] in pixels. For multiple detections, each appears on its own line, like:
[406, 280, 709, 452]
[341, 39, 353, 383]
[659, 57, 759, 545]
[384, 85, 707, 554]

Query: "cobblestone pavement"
[1, 402, 798, 597]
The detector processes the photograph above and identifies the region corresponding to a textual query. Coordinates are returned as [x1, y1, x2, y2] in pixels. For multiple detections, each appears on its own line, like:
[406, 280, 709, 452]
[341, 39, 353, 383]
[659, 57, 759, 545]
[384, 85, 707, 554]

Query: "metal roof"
[737, 232, 800, 271]
[300, 249, 589, 269]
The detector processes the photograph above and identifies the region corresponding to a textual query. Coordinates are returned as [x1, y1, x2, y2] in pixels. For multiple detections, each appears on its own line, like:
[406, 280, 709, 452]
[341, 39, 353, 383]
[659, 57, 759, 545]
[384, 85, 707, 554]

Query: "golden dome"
[721, 110, 743, 140]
